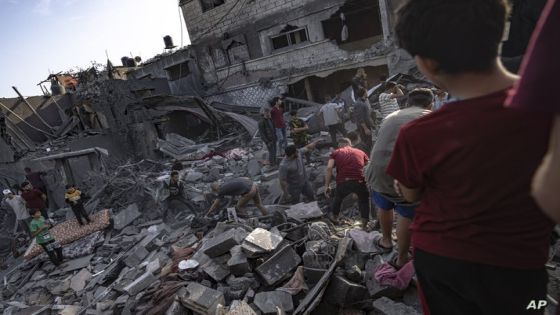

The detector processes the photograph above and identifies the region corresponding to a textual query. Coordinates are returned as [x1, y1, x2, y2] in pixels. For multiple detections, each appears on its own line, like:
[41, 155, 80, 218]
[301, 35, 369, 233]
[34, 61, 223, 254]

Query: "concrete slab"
[181, 282, 225, 315]
[285, 201, 323, 221]
[114, 204, 141, 230]
[70, 268, 92, 293]
[254, 291, 294, 315]
[244, 228, 283, 252]
[256, 245, 301, 286]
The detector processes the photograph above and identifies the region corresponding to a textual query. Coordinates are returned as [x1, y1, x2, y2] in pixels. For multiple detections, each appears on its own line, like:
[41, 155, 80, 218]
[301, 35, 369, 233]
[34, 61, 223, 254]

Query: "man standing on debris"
[320, 96, 347, 148]
[65, 184, 92, 226]
[270, 97, 287, 153]
[24, 167, 48, 204]
[258, 107, 277, 167]
[20, 182, 49, 220]
[388, 0, 554, 314]
[2, 189, 31, 237]
[378, 82, 404, 119]
[279, 141, 319, 204]
[325, 138, 370, 228]
[353, 88, 374, 154]
[207, 178, 268, 217]
[364, 88, 433, 268]
[163, 171, 189, 217]
[29, 209, 63, 265]
[352, 68, 368, 98]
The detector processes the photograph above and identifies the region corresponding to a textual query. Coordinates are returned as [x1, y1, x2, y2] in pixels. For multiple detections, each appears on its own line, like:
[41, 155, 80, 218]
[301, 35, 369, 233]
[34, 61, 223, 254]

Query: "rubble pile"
[0, 139, 422, 314]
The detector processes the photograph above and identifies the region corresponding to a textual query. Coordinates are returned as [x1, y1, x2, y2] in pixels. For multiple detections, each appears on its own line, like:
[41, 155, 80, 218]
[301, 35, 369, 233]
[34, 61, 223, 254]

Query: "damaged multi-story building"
[129, 0, 413, 107]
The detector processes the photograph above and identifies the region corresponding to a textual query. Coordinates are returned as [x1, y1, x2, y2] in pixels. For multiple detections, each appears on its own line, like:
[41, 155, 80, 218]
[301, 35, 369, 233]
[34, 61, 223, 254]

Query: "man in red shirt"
[324, 138, 370, 228]
[21, 181, 49, 220]
[389, 1, 554, 314]
[269, 97, 287, 153]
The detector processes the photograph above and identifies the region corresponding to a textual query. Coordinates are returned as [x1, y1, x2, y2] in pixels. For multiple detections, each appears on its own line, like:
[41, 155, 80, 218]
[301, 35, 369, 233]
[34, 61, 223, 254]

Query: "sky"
[0, 0, 190, 98]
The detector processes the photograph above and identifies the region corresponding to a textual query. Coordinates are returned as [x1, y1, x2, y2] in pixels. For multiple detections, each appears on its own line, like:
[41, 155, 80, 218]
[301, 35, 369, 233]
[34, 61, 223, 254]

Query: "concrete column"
[378, 0, 391, 43]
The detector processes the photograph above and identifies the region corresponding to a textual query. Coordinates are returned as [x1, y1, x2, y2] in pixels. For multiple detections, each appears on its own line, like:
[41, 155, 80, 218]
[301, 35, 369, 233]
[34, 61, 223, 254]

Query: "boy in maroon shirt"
[20, 182, 49, 220]
[389, 0, 553, 314]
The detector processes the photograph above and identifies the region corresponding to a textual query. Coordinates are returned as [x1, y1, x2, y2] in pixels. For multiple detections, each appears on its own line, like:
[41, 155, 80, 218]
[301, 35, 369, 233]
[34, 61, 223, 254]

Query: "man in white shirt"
[2, 189, 31, 236]
[320, 96, 347, 148]
[378, 82, 404, 119]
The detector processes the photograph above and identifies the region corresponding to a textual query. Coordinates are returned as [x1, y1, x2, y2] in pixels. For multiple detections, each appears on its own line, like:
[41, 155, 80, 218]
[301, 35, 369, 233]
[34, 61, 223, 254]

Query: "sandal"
[375, 237, 394, 253]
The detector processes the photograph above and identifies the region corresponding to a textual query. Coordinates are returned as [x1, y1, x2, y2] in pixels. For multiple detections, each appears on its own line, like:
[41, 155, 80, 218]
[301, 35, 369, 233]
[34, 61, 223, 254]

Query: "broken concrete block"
[261, 170, 279, 181]
[256, 245, 301, 286]
[166, 300, 190, 315]
[70, 269, 92, 293]
[285, 201, 323, 221]
[364, 257, 403, 299]
[114, 204, 142, 230]
[181, 282, 225, 315]
[123, 271, 157, 296]
[115, 294, 129, 307]
[227, 301, 257, 315]
[244, 228, 283, 252]
[147, 258, 162, 274]
[348, 229, 382, 254]
[124, 246, 150, 268]
[254, 291, 293, 315]
[51, 254, 94, 276]
[228, 246, 251, 276]
[204, 228, 247, 258]
[247, 159, 261, 177]
[372, 297, 421, 315]
[324, 274, 368, 307]
[203, 257, 231, 282]
[185, 171, 204, 183]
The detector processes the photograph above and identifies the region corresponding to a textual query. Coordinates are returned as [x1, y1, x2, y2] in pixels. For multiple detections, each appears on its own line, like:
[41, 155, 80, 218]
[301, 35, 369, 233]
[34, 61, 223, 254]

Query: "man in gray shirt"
[364, 88, 433, 268]
[207, 178, 268, 217]
[279, 141, 319, 204]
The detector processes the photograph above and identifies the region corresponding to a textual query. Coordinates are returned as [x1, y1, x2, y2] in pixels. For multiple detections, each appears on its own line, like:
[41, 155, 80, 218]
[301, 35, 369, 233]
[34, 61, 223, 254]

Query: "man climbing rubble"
[207, 178, 268, 218]
[279, 141, 319, 204]
[325, 137, 370, 228]
[364, 88, 433, 268]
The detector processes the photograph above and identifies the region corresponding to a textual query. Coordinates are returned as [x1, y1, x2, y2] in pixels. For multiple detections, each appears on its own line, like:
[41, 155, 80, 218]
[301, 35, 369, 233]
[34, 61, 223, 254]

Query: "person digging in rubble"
[207, 178, 268, 218]
[2, 189, 32, 237]
[388, 0, 554, 314]
[364, 88, 433, 269]
[258, 107, 278, 167]
[279, 141, 319, 205]
[378, 81, 404, 119]
[353, 88, 374, 154]
[29, 208, 63, 266]
[288, 110, 311, 163]
[20, 182, 50, 221]
[320, 95, 347, 148]
[270, 96, 287, 153]
[64, 184, 92, 226]
[324, 138, 370, 229]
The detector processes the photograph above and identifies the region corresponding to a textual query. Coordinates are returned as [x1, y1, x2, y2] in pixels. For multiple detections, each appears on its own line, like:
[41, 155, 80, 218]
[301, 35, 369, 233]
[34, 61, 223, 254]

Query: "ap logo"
[526, 300, 547, 310]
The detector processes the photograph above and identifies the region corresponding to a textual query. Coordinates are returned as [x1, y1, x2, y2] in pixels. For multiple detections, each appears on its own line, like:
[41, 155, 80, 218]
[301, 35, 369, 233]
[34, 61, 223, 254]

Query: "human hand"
[324, 187, 332, 198]
[394, 180, 403, 197]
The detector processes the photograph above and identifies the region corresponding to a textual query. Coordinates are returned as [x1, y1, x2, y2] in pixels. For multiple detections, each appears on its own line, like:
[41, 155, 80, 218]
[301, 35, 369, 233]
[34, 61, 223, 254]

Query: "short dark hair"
[408, 88, 434, 108]
[65, 184, 74, 189]
[21, 182, 30, 188]
[347, 131, 359, 143]
[269, 97, 280, 107]
[396, 0, 510, 74]
[171, 171, 179, 176]
[384, 81, 397, 92]
[24, 167, 31, 172]
[338, 138, 351, 147]
[285, 145, 297, 157]
[290, 110, 298, 116]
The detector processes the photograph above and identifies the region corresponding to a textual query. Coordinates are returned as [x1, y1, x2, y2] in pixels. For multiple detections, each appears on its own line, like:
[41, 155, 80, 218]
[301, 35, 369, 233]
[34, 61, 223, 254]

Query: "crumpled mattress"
[24, 209, 111, 260]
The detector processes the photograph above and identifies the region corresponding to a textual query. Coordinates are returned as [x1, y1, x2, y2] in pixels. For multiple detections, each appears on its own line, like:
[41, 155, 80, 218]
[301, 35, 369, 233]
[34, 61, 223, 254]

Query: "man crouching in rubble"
[388, 0, 554, 314]
[207, 178, 268, 218]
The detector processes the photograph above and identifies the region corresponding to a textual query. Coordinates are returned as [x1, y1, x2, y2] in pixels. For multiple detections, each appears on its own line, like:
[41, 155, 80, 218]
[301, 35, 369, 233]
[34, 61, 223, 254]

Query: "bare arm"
[533, 116, 560, 221]
[206, 198, 222, 216]
[394, 180, 422, 203]
[324, 159, 335, 197]
[280, 180, 289, 196]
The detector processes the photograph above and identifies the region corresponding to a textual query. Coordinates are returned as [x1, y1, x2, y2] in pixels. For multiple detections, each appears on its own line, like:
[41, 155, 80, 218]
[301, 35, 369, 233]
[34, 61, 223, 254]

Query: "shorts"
[372, 191, 416, 219]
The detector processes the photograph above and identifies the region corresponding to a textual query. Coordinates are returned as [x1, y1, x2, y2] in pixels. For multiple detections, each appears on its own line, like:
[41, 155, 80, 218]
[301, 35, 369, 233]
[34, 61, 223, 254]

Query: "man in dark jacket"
[258, 107, 278, 167]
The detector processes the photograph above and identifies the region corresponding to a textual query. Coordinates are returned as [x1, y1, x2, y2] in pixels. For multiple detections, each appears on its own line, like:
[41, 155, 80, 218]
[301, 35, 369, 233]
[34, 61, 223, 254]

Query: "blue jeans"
[276, 128, 287, 153]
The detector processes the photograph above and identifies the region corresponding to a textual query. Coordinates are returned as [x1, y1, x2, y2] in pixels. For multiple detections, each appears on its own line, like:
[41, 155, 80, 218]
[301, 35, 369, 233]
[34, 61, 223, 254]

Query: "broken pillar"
[256, 245, 301, 286]
[181, 282, 225, 315]
[254, 291, 294, 315]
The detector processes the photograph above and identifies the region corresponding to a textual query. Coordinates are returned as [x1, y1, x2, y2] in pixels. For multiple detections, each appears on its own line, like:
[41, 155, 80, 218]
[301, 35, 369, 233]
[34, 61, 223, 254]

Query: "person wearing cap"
[207, 178, 268, 217]
[258, 107, 278, 167]
[2, 189, 32, 237]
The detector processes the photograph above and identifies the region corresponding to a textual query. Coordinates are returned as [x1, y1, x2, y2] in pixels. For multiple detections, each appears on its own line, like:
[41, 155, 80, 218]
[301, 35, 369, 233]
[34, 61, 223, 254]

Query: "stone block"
[228, 246, 251, 276]
[166, 300, 190, 315]
[204, 228, 247, 258]
[372, 297, 421, 315]
[114, 204, 142, 230]
[123, 271, 157, 296]
[181, 282, 225, 315]
[70, 268, 92, 293]
[348, 229, 382, 254]
[254, 291, 293, 315]
[256, 245, 301, 286]
[124, 246, 150, 268]
[244, 228, 283, 252]
[324, 274, 368, 307]
[203, 257, 231, 282]
[285, 201, 323, 221]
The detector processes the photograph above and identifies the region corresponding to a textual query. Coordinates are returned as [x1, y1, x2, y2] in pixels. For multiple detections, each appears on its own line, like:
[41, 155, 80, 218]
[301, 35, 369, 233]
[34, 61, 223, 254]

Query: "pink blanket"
[374, 261, 415, 290]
